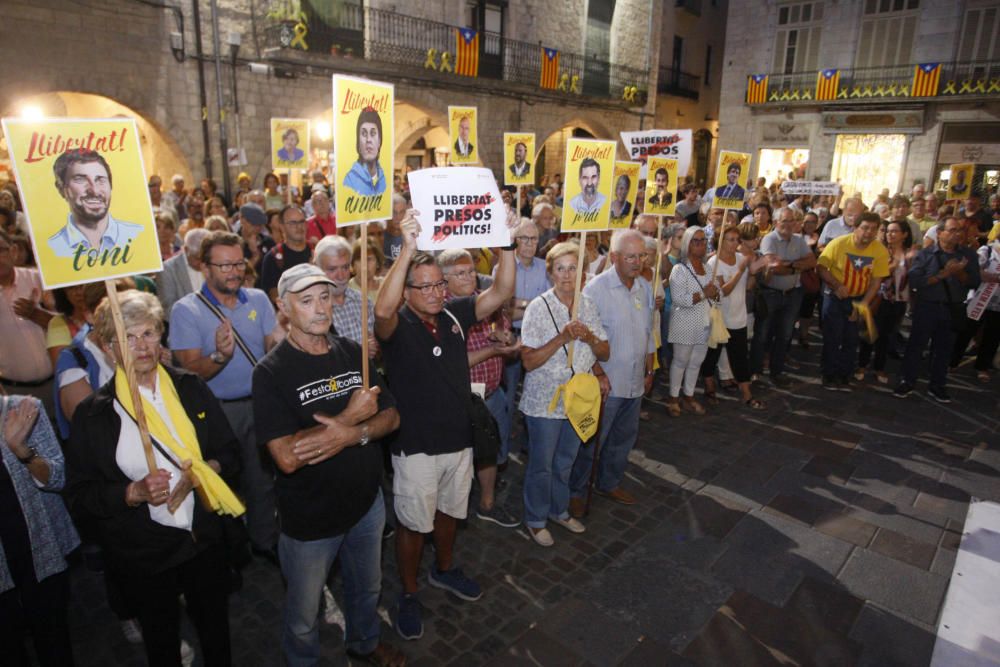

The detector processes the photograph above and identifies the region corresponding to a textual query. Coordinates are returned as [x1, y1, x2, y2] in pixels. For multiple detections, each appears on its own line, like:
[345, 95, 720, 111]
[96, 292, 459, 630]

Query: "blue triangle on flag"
[753, 74, 765, 83]
[823, 69, 836, 78]
[921, 63, 938, 72]
[461, 28, 476, 43]
[545, 48, 557, 60]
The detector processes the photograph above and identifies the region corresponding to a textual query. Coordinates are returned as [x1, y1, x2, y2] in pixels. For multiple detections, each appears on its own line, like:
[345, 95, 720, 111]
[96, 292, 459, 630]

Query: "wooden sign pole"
[566, 231, 587, 367]
[103, 280, 157, 475]
[286, 168, 293, 205]
[652, 217, 665, 298]
[516, 186, 522, 218]
[359, 224, 370, 390]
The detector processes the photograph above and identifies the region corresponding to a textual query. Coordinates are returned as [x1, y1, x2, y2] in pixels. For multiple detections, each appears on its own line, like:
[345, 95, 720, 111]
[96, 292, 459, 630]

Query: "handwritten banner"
[1, 117, 160, 289]
[407, 167, 509, 250]
[271, 118, 310, 171]
[333, 75, 394, 226]
[620, 129, 692, 179]
[561, 138, 616, 232]
[779, 180, 841, 196]
[503, 132, 535, 186]
[609, 161, 641, 229]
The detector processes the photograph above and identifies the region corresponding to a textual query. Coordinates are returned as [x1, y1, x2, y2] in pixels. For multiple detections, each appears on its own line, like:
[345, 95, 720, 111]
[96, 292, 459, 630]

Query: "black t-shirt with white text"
[253, 336, 393, 541]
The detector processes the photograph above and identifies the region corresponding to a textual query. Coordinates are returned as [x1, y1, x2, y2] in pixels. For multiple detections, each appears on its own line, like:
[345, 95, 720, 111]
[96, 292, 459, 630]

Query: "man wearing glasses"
[260, 205, 313, 305]
[170, 230, 285, 565]
[375, 208, 516, 641]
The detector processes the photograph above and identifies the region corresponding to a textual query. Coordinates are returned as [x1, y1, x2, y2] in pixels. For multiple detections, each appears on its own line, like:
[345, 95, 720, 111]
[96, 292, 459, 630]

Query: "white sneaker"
[322, 585, 345, 627]
[528, 527, 554, 547]
[121, 619, 143, 644]
[550, 516, 586, 534]
[180, 639, 195, 667]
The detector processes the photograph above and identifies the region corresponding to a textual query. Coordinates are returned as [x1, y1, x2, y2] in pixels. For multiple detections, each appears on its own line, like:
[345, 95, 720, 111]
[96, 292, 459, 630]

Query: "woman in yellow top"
[64, 290, 244, 667]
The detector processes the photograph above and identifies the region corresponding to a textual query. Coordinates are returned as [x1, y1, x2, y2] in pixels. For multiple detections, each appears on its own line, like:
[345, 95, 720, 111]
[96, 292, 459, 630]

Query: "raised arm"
[475, 208, 519, 321]
[374, 210, 420, 341]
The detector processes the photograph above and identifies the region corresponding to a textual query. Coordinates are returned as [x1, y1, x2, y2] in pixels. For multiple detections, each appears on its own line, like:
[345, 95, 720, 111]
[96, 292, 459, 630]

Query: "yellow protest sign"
[646, 157, 678, 217]
[449, 106, 478, 165]
[271, 118, 310, 171]
[560, 138, 616, 232]
[609, 161, 641, 229]
[712, 150, 751, 211]
[947, 162, 974, 201]
[332, 75, 394, 226]
[503, 132, 535, 186]
[1, 117, 160, 289]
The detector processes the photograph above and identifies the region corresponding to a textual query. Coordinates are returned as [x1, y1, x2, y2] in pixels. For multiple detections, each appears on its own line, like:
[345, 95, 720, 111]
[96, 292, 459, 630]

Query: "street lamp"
[227, 31, 243, 178]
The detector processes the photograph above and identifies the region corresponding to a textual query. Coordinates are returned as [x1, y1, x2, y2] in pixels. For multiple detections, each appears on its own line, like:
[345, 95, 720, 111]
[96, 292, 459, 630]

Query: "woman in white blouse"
[666, 227, 718, 416]
[519, 242, 609, 547]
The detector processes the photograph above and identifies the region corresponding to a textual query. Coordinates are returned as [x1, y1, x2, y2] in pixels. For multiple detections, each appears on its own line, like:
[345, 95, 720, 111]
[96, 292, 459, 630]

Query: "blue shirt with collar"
[503, 255, 551, 328]
[47, 214, 144, 258]
[168, 284, 276, 400]
[583, 267, 656, 399]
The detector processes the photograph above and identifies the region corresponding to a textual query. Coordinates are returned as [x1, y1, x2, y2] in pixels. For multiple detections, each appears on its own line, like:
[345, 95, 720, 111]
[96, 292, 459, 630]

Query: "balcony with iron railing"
[747, 60, 1000, 106]
[658, 66, 700, 99]
[259, 5, 649, 106]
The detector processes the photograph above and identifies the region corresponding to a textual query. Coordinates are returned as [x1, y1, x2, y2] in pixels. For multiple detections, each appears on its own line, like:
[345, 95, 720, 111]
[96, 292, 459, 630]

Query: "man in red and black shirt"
[305, 190, 337, 248]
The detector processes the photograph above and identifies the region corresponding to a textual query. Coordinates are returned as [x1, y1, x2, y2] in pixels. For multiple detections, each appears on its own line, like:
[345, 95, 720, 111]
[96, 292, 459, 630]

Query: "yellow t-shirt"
[817, 234, 890, 297]
[988, 221, 1000, 243]
[45, 314, 73, 349]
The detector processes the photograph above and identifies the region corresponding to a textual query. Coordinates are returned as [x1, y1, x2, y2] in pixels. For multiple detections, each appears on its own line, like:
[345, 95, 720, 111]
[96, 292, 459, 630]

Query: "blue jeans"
[523, 416, 581, 529]
[821, 295, 860, 379]
[570, 396, 641, 497]
[485, 386, 512, 464]
[750, 287, 804, 376]
[901, 301, 956, 390]
[279, 490, 385, 665]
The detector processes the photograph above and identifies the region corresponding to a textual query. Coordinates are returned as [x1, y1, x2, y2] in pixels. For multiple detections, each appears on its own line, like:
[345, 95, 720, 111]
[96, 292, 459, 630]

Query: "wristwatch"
[17, 447, 38, 464]
[210, 351, 227, 364]
[359, 423, 370, 447]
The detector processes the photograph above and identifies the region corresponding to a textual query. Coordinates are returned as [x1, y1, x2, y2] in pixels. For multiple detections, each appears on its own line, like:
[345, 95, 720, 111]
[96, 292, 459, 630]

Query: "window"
[673, 36, 684, 71]
[854, 0, 919, 69]
[958, 4, 1000, 62]
[704, 44, 712, 85]
[772, 2, 823, 75]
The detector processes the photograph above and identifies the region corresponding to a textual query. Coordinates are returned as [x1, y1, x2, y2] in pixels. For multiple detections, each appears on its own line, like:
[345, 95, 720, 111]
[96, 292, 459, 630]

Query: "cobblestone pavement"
[66, 341, 999, 666]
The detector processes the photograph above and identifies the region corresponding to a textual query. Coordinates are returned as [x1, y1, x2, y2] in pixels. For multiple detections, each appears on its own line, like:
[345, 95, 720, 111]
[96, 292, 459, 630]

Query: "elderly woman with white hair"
[666, 226, 718, 416]
[65, 290, 244, 667]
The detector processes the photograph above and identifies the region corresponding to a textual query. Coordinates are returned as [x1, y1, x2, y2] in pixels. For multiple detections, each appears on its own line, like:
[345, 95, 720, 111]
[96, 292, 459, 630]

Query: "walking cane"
[583, 394, 607, 517]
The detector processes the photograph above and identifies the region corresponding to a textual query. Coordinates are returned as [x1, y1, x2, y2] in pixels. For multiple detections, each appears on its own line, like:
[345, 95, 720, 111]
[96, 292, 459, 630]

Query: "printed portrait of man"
[718, 161, 745, 201]
[568, 157, 607, 215]
[277, 128, 304, 163]
[343, 107, 387, 196]
[647, 168, 673, 207]
[48, 148, 143, 258]
[454, 115, 474, 157]
[509, 142, 531, 178]
[950, 167, 968, 195]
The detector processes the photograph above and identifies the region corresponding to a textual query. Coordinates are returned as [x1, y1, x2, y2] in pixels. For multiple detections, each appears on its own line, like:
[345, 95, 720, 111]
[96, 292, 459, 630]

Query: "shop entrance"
[757, 148, 810, 187]
[831, 134, 906, 204]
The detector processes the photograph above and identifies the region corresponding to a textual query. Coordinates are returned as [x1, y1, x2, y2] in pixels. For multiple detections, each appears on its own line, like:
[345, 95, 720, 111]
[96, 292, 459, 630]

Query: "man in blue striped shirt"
[570, 229, 657, 514]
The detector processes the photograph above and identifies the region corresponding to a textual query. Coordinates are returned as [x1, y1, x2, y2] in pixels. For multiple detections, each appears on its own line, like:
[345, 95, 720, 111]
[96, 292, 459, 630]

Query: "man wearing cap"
[170, 231, 284, 564]
[252, 263, 405, 667]
[374, 208, 517, 641]
[261, 205, 313, 305]
[569, 229, 657, 514]
[305, 190, 337, 248]
[236, 203, 276, 284]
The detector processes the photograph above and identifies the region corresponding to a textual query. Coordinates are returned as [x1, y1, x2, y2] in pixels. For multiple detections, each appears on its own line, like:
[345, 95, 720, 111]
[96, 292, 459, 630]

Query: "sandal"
[978, 371, 991, 384]
[347, 642, 407, 667]
[703, 391, 719, 406]
[665, 399, 682, 417]
[682, 397, 706, 415]
[746, 398, 766, 411]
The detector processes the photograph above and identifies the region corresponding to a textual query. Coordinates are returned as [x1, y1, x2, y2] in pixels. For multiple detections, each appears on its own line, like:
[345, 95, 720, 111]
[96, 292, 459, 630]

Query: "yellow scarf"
[115, 367, 245, 517]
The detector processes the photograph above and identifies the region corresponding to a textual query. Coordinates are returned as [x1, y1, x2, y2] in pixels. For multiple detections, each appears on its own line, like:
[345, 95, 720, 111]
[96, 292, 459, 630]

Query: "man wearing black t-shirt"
[375, 208, 517, 641]
[260, 205, 313, 305]
[253, 263, 405, 667]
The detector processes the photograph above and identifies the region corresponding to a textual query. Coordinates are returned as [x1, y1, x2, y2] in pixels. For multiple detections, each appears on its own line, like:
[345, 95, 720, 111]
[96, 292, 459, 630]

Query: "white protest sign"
[780, 180, 840, 196]
[407, 167, 510, 250]
[620, 129, 692, 179]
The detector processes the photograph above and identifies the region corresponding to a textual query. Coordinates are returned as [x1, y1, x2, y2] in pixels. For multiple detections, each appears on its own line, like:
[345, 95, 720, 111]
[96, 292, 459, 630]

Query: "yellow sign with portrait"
[609, 161, 641, 229]
[712, 150, 751, 211]
[503, 132, 535, 186]
[271, 118, 311, 172]
[645, 157, 678, 217]
[449, 106, 479, 165]
[1, 117, 161, 290]
[332, 75, 394, 226]
[560, 138, 616, 232]
[947, 162, 974, 201]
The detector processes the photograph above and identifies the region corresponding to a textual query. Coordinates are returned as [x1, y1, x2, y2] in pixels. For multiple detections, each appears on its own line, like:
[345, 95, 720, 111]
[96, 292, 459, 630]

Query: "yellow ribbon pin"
[197, 412, 206, 420]
[249, 309, 257, 321]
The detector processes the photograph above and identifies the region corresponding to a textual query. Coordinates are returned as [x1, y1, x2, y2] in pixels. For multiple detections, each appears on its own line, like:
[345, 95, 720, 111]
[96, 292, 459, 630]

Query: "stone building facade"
[718, 0, 1000, 203]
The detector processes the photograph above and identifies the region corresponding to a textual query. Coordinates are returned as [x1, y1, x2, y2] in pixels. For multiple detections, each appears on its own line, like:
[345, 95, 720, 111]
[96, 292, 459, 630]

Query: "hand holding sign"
[400, 209, 421, 252]
[407, 168, 510, 250]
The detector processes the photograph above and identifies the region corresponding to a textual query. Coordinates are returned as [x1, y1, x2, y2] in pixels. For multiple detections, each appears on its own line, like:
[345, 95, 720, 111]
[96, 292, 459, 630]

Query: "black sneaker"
[822, 376, 839, 392]
[927, 386, 952, 403]
[893, 382, 914, 398]
[475, 504, 520, 528]
[836, 377, 852, 392]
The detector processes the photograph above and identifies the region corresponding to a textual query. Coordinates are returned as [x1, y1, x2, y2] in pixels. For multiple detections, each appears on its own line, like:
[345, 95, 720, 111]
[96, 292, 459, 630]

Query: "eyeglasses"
[125, 330, 161, 349]
[690, 238, 707, 245]
[406, 280, 448, 295]
[447, 269, 476, 280]
[515, 236, 539, 243]
[618, 253, 644, 262]
[208, 261, 248, 273]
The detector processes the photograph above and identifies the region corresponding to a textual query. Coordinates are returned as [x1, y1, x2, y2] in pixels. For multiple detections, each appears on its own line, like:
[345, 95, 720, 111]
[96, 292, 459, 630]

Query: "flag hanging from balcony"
[541, 47, 560, 90]
[816, 69, 840, 101]
[455, 28, 480, 77]
[746, 74, 768, 104]
[912, 63, 941, 97]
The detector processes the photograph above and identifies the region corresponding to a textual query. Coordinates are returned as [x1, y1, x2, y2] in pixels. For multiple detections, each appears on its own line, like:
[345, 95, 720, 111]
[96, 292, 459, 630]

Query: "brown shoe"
[569, 497, 586, 519]
[595, 487, 636, 505]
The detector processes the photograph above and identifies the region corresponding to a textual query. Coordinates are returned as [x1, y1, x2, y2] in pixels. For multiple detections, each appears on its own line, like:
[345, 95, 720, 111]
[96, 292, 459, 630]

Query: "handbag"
[708, 305, 730, 349]
[800, 268, 821, 294]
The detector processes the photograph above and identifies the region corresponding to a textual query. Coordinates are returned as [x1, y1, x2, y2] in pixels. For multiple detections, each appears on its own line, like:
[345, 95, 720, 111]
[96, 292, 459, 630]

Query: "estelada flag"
[912, 63, 941, 97]
[842, 253, 875, 297]
[816, 68, 840, 101]
[541, 47, 559, 90]
[455, 28, 479, 77]
[746, 74, 768, 104]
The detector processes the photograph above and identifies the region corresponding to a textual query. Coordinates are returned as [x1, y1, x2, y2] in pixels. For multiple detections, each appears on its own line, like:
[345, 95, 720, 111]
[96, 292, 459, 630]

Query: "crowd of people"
[1, 161, 999, 667]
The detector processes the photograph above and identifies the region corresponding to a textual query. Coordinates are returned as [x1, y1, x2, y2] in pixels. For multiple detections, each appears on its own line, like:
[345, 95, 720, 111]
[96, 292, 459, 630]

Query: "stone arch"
[1, 92, 193, 185]
[536, 117, 616, 183]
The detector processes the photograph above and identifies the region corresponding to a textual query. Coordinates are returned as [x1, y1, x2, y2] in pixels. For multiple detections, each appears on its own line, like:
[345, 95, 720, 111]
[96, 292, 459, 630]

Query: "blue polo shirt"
[168, 284, 276, 400]
[500, 256, 550, 328]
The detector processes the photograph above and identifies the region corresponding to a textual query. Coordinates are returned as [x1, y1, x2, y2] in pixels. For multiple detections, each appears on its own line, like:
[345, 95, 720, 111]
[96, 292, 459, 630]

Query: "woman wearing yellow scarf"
[64, 290, 243, 667]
